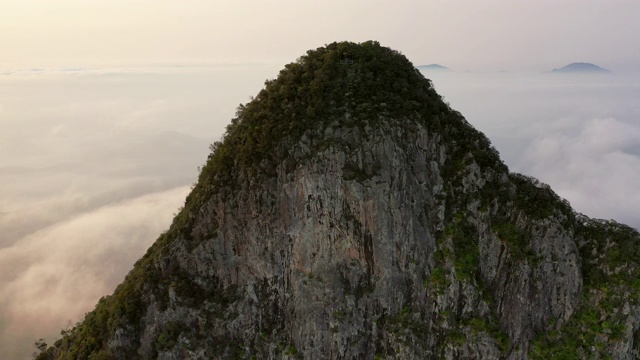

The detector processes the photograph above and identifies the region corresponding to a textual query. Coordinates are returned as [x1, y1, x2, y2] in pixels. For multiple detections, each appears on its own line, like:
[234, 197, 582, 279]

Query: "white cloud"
[0, 186, 190, 360]
[520, 117, 640, 227]
[427, 71, 640, 229]
[0, 67, 264, 359]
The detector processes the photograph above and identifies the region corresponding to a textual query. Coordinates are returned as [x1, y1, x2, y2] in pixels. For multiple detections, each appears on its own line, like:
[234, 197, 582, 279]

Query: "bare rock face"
[39, 41, 640, 360]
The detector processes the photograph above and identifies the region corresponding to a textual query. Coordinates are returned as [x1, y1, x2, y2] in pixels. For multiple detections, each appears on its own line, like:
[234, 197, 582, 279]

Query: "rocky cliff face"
[39, 41, 640, 360]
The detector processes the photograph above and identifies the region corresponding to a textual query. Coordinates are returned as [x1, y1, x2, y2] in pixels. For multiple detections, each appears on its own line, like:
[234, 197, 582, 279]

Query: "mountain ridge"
[37, 41, 640, 360]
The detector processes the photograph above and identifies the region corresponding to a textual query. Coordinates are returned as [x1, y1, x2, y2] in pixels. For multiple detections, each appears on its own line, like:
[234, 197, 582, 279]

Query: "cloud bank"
[0, 65, 277, 359]
[520, 116, 640, 227]
[1, 65, 638, 359]
[0, 187, 189, 360]
[427, 71, 640, 229]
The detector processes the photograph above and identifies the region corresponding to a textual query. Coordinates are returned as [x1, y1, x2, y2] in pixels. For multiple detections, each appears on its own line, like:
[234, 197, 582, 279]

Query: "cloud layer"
[0, 187, 189, 360]
[0, 66, 277, 359]
[427, 71, 640, 229]
[1, 65, 638, 359]
[520, 117, 640, 227]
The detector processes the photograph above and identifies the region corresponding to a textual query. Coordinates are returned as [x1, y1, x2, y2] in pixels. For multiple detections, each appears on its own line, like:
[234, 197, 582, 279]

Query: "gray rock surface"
[38, 41, 640, 360]
[112, 122, 636, 359]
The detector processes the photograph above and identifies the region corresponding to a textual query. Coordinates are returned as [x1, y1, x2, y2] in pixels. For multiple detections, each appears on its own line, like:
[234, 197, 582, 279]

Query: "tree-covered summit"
[198, 41, 452, 191]
[258, 40, 443, 121]
[216, 40, 445, 163]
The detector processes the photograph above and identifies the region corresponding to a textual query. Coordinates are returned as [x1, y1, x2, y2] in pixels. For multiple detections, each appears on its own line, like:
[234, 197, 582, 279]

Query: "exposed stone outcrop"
[38, 41, 640, 360]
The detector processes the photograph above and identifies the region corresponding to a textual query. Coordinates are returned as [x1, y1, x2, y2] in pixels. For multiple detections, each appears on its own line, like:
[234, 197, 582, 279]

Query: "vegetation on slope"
[36, 41, 640, 359]
[36, 40, 457, 359]
[530, 219, 640, 359]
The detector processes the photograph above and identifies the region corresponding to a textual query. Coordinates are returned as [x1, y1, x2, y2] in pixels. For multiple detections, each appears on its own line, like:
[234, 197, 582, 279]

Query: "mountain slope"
[38, 41, 640, 360]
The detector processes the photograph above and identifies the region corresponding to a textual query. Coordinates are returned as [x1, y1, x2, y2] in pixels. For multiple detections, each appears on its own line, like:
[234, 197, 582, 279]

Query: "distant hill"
[417, 63, 449, 71]
[552, 62, 610, 73]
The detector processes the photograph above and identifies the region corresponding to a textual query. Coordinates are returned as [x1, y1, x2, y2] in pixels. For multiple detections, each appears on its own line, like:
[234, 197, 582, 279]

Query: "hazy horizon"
[2, 1, 640, 358]
[2, 1, 640, 72]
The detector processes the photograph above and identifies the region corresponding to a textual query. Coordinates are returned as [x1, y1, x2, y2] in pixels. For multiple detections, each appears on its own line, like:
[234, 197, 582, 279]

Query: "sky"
[1, 1, 640, 359]
[2, 0, 640, 71]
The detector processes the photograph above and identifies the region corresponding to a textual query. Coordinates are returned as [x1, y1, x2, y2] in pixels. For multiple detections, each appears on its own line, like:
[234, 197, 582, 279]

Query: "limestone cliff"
[38, 41, 640, 359]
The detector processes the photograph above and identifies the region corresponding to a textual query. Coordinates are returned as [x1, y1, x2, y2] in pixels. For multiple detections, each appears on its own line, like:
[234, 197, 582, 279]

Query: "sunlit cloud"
[0, 66, 277, 359]
[0, 186, 189, 360]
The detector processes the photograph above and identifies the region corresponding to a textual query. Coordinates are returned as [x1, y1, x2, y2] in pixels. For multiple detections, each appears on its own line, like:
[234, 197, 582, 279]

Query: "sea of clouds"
[426, 70, 640, 227]
[0, 64, 278, 359]
[1, 65, 638, 359]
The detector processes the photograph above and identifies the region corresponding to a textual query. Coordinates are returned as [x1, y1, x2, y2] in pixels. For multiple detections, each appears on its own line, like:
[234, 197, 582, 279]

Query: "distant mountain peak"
[417, 63, 450, 71]
[552, 62, 610, 73]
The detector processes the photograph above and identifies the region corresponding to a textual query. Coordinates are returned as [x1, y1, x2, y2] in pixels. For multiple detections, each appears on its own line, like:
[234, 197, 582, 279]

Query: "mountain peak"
[197, 41, 451, 194]
[417, 64, 450, 71]
[552, 62, 611, 73]
[37, 42, 640, 360]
